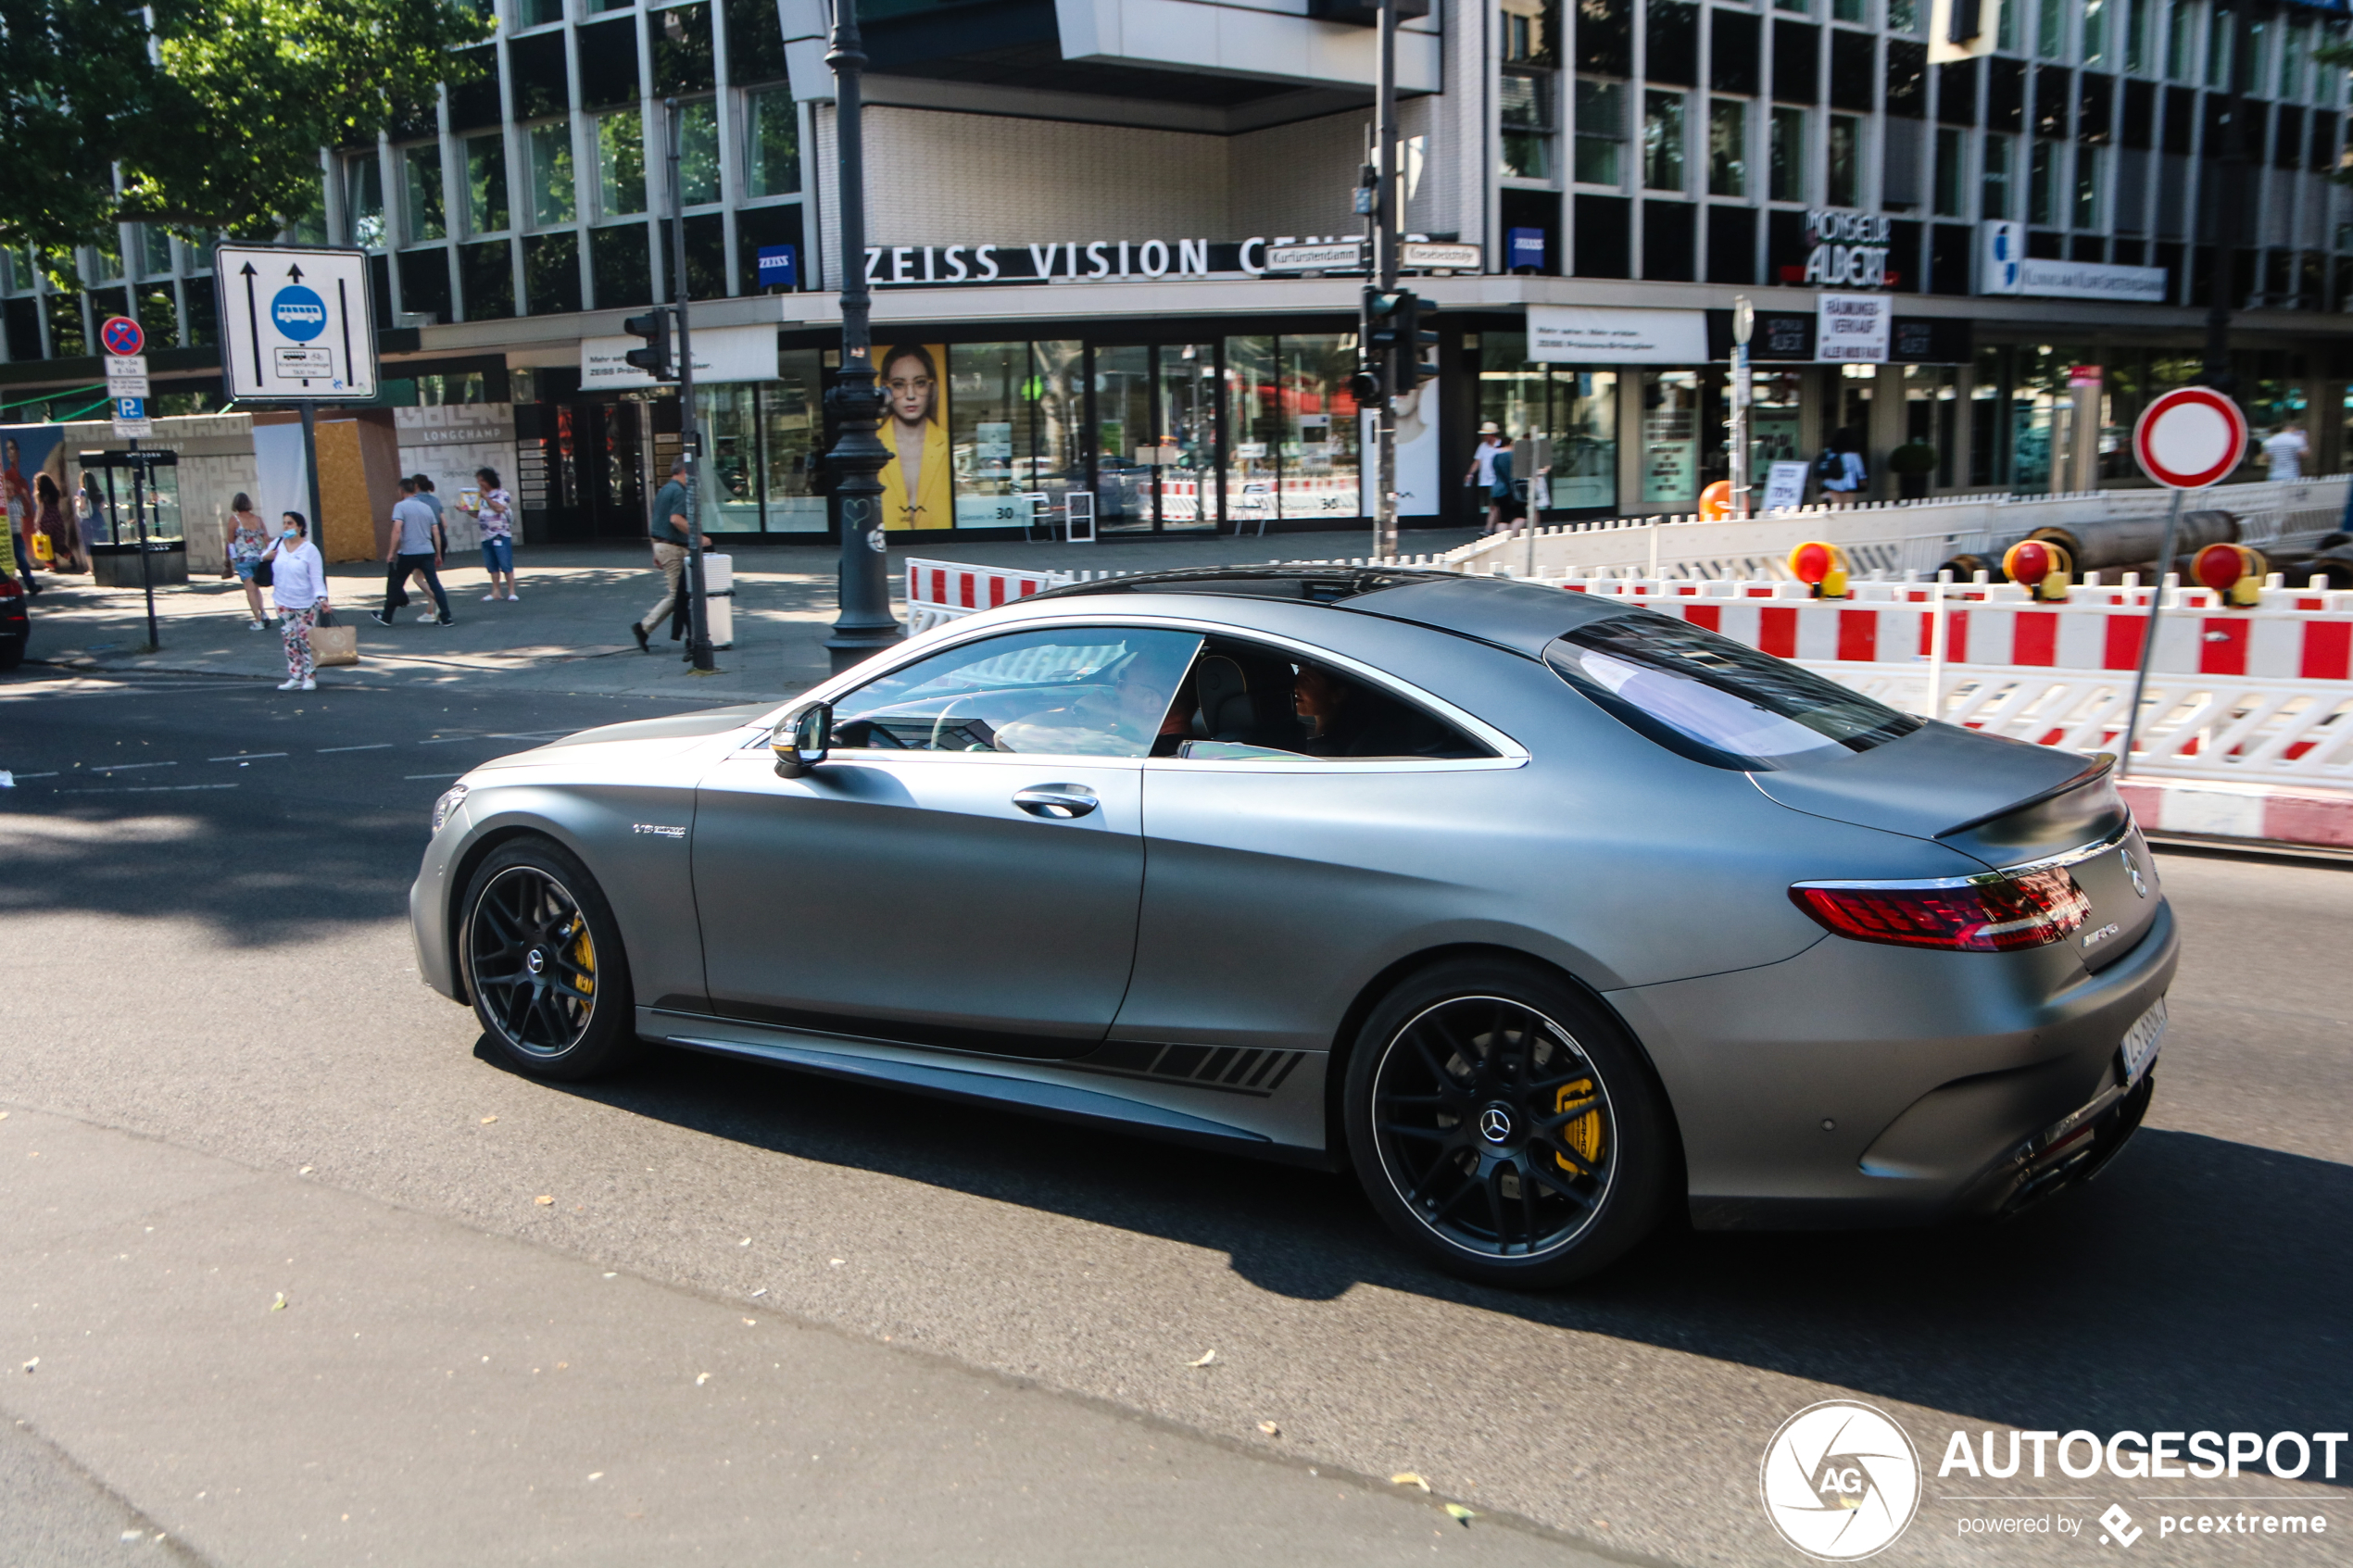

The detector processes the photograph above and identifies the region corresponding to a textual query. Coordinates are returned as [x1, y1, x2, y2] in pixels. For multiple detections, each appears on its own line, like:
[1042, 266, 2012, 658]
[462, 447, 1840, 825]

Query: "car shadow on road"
[505, 1041, 2353, 1450]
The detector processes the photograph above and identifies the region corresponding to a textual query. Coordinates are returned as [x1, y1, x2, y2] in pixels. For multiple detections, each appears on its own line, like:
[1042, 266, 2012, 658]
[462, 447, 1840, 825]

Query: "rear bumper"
[1606, 897, 2178, 1230]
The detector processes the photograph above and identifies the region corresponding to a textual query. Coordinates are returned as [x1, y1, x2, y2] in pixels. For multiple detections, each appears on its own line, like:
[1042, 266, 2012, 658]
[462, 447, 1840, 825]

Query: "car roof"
[1027, 566, 1631, 657]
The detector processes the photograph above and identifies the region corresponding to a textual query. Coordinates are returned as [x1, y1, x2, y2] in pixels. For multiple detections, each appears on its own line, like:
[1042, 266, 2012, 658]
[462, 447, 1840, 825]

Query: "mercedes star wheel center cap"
[526, 949, 546, 975]
[1478, 1105, 1514, 1144]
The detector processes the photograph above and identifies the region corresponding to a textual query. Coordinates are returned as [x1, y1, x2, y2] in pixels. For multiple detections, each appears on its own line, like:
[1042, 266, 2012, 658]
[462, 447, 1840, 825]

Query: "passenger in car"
[1294, 664, 1466, 758]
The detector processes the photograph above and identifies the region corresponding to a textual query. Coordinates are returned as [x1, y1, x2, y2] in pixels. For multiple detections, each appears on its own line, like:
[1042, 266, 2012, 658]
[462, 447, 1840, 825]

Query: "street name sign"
[1263, 242, 1365, 273]
[213, 245, 378, 401]
[1400, 241, 1482, 272]
[2133, 386, 2246, 490]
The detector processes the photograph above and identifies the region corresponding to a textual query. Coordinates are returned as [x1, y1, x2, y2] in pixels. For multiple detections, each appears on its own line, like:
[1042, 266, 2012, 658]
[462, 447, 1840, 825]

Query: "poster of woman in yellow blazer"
[878, 344, 952, 530]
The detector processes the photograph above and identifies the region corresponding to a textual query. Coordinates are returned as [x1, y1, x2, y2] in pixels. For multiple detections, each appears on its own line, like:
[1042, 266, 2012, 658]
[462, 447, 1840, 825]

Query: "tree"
[0, 0, 485, 285]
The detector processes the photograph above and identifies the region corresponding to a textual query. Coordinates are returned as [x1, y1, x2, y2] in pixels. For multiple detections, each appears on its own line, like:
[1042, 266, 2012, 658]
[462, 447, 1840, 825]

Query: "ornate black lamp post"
[821, 0, 903, 672]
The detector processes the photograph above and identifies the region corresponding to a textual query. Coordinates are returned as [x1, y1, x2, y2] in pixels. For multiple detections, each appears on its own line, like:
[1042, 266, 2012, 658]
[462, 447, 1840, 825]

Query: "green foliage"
[0, 0, 487, 277]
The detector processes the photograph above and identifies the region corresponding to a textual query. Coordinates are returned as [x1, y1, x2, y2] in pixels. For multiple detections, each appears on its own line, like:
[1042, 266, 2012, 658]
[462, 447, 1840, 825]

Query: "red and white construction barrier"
[903, 559, 1069, 633]
[2115, 778, 2353, 850]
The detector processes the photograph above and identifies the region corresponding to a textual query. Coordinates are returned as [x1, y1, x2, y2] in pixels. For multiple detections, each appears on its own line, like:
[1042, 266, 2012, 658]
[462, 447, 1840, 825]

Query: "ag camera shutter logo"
[1760, 1400, 1922, 1560]
[271, 285, 328, 342]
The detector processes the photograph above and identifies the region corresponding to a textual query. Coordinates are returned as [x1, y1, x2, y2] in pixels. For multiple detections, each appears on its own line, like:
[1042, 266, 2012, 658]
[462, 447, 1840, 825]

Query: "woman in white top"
[258, 511, 331, 691]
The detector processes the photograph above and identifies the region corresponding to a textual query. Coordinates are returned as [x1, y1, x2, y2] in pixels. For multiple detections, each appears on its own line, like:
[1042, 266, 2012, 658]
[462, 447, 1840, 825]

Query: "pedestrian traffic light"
[1349, 366, 1386, 406]
[1394, 294, 1441, 395]
[623, 307, 674, 381]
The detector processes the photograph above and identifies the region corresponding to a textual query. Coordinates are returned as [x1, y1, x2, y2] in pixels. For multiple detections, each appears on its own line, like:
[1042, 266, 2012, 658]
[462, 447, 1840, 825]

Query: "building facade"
[6, 0, 2353, 546]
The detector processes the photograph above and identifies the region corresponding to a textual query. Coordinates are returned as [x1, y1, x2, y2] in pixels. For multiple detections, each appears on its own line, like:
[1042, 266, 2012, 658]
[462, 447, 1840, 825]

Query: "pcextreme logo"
[1760, 1400, 1924, 1560]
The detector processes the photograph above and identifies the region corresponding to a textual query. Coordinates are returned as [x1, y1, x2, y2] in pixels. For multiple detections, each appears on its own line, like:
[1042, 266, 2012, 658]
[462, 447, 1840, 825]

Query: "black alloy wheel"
[1346, 959, 1670, 1287]
[461, 839, 637, 1079]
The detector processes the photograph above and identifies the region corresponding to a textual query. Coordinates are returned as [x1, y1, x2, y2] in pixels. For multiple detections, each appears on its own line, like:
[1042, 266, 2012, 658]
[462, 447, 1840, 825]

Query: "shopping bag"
[29, 531, 52, 564]
[307, 608, 359, 668]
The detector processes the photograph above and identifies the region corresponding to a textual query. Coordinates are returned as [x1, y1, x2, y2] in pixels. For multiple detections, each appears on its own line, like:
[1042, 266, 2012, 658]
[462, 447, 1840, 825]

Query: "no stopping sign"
[2133, 386, 2248, 490]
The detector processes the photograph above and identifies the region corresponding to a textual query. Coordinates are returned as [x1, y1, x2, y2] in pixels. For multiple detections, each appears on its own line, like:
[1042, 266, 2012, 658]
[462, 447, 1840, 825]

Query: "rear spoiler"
[1935, 753, 2118, 840]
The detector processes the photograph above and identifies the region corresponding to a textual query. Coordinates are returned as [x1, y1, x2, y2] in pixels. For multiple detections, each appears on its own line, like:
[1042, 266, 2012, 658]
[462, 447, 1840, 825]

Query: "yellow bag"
[307, 609, 359, 668]
[29, 531, 53, 564]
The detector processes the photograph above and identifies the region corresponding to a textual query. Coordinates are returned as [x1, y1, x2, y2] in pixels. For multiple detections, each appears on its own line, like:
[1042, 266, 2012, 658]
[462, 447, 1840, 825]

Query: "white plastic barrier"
[1446, 475, 2352, 583]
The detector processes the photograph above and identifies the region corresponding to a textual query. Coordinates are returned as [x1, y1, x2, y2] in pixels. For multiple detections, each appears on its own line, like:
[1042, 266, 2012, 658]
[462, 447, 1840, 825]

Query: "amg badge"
[631, 823, 686, 839]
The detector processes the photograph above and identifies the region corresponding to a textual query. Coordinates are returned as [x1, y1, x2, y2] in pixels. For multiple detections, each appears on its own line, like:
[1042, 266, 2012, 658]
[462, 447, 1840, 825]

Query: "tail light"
[0, 577, 20, 600]
[1790, 866, 2092, 953]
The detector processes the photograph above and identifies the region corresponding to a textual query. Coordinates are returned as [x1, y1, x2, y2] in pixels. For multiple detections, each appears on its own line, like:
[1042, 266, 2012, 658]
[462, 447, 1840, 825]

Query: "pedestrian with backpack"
[1818, 428, 1867, 507]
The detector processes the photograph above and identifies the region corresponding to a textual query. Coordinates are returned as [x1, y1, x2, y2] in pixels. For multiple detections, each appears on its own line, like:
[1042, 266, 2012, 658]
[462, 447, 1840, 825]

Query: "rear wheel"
[1343, 958, 1672, 1288]
[460, 838, 638, 1079]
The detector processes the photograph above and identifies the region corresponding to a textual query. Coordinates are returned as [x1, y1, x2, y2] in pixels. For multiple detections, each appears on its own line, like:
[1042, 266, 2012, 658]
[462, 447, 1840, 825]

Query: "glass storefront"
[1478, 334, 1619, 513]
[1641, 370, 1701, 504]
[688, 348, 824, 533]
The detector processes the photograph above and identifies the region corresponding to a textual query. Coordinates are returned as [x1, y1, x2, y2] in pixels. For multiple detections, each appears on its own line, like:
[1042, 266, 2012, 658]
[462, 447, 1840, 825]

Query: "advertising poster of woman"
[877, 343, 953, 530]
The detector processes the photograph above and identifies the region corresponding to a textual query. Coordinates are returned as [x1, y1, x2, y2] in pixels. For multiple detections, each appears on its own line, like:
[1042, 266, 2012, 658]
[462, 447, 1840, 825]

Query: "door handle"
[1013, 784, 1099, 820]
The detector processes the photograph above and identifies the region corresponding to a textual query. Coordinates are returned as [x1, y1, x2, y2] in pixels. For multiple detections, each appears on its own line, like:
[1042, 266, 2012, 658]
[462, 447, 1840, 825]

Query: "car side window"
[1171, 639, 1491, 761]
[831, 627, 1204, 758]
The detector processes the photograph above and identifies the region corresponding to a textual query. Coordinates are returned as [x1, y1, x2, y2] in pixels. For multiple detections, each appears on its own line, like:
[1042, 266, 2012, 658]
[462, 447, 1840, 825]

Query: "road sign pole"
[298, 398, 324, 561]
[130, 439, 158, 651]
[1371, 0, 1398, 560]
[667, 97, 715, 675]
[2119, 484, 2188, 779]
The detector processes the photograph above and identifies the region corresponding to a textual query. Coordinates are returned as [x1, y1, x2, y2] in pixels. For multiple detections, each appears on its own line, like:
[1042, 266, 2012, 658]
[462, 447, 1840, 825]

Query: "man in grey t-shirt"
[632, 454, 698, 652]
[371, 476, 452, 627]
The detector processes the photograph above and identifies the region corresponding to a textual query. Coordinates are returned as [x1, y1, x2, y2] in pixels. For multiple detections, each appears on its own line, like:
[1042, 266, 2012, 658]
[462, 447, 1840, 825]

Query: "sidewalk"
[13, 529, 1480, 705]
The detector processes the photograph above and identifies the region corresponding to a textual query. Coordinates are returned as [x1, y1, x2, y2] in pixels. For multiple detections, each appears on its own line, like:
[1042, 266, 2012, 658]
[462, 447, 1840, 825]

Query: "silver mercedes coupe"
[410, 568, 2176, 1286]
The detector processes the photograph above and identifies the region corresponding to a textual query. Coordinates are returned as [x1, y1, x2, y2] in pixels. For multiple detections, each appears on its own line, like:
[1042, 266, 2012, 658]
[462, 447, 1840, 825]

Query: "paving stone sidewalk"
[12, 529, 1478, 706]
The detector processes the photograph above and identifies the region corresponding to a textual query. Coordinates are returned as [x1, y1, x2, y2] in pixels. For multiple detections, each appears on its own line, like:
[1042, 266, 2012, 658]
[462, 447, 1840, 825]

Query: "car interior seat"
[1192, 652, 1304, 749]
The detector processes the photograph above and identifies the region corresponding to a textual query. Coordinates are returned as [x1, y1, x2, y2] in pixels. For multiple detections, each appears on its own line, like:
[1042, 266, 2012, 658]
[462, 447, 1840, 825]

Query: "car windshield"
[1544, 610, 1919, 771]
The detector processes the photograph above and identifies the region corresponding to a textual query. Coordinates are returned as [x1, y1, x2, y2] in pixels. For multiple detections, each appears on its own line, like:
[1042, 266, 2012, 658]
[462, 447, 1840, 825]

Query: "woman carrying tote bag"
[258, 512, 331, 691]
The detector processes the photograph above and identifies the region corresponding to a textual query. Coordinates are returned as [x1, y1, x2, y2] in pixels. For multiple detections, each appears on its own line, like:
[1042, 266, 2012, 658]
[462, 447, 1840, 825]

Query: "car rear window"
[1543, 610, 1919, 771]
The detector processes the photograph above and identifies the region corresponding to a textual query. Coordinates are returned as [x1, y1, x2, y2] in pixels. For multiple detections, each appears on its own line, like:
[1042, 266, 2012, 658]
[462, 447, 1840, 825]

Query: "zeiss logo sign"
[1981, 221, 2024, 295]
[271, 285, 328, 341]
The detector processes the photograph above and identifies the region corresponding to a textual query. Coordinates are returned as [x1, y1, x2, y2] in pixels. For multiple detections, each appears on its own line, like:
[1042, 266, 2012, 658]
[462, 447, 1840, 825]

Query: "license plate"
[2118, 996, 2167, 1086]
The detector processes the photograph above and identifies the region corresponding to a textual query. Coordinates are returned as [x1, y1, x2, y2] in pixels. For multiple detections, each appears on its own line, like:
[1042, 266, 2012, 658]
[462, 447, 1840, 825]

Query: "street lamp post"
[822, 0, 903, 673]
[1369, 0, 1399, 561]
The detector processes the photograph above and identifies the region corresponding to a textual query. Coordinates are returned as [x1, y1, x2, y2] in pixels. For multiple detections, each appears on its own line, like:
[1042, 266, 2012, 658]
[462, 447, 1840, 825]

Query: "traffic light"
[623, 307, 674, 381]
[1364, 288, 1407, 355]
[1349, 367, 1386, 406]
[1394, 293, 1441, 395]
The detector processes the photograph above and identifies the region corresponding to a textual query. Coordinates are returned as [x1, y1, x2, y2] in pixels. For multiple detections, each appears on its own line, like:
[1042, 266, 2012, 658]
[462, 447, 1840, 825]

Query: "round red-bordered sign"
[99, 315, 145, 357]
[2133, 385, 2247, 490]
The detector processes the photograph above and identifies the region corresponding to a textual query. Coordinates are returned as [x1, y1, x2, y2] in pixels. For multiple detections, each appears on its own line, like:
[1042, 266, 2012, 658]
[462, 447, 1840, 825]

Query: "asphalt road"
[3, 669, 2349, 1566]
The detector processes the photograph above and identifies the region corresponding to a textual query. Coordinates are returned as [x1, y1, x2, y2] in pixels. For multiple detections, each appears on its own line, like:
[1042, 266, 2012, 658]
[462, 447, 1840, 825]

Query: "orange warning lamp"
[2001, 538, 2073, 601]
[1698, 480, 1734, 521]
[2193, 543, 2265, 606]
[1786, 540, 1849, 599]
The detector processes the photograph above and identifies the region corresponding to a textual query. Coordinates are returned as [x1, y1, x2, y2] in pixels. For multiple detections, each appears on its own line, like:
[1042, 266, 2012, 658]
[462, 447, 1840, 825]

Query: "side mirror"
[772, 701, 833, 778]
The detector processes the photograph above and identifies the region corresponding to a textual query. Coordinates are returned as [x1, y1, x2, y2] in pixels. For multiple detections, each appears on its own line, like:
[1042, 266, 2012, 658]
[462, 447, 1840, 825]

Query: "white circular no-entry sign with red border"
[2133, 385, 2247, 489]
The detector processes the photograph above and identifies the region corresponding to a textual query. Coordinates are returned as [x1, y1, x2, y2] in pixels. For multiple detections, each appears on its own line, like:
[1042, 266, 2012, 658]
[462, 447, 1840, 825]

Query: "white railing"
[1442, 475, 2352, 583]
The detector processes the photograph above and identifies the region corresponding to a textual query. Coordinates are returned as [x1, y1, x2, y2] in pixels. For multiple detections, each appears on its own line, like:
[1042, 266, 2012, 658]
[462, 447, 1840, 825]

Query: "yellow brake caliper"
[1556, 1079, 1604, 1172]
[567, 918, 596, 997]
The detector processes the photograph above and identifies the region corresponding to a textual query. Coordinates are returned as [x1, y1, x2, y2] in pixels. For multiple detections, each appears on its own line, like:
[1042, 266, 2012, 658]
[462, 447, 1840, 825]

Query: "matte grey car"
[410, 568, 2176, 1286]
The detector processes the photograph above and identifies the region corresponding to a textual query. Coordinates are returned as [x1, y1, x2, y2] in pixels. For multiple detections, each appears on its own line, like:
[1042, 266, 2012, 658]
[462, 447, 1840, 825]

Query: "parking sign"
[213, 244, 378, 401]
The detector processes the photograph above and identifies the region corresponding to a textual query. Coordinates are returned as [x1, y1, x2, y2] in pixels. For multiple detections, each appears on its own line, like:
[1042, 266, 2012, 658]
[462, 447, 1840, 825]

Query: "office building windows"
[678, 99, 721, 205]
[528, 122, 575, 226]
[1575, 80, 1626, 184]
[1709, 98, 1748, 195]
[1827, 112, 1861, 206]
[466, 132, 509, 235]
[2028, 139, 2057, 223]
[2074, 144, 2103, 226]
[1934, 126, 1968, 215]
[346, 154, 385, 249]
[1503, 71, 1558, 177]
[403, 143, 446, 242]
[1769, 106, 1807, 200]
[1644, 91, 1687, 190]
[745, 88, 799, 197]
[1983, 132, 2014, 217]
[2036, 0, 2064, 58]
[597, 107, 646, 217]
[2083, 0, 2108, 66]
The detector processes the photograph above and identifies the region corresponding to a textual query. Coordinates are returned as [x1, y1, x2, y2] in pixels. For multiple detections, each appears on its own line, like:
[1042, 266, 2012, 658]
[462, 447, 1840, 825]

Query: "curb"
[2119, 777, 2353, 854]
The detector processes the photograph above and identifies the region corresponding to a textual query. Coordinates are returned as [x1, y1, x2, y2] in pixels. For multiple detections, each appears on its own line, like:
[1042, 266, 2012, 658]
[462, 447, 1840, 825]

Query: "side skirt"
[638, 1007, 1340, 1170]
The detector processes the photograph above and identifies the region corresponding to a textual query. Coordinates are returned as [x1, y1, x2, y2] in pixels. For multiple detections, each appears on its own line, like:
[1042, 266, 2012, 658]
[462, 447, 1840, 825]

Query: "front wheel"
[459, 838, 639, 1080]
[1343, 959, 1673, 1288]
